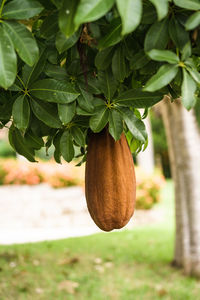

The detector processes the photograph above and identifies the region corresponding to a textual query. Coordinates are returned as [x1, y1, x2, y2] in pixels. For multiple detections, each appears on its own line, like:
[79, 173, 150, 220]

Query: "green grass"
[0, 181, 200, 300]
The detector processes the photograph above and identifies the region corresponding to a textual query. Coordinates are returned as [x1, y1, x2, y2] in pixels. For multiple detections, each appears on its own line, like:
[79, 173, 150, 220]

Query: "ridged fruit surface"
[85, 128, 136, 231]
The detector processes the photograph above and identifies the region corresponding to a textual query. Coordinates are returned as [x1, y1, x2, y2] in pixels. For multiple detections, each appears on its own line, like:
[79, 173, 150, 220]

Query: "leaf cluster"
[0, 0, 199, 163]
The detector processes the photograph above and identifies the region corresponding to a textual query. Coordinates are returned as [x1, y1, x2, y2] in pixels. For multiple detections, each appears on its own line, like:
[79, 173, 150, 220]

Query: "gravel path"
[0, 184, 165, 245]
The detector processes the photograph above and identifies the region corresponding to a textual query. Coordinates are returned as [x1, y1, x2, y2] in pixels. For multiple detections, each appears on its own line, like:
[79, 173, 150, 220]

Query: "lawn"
[0, 181, 200, 300]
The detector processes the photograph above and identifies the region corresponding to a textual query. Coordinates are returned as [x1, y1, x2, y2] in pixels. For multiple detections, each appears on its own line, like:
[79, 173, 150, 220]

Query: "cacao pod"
[85, 128, 136, 231]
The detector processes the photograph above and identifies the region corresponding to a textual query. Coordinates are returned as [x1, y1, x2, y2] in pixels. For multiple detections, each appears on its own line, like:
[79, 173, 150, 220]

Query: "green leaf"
[115, 89, 163, 108]
[46, 48, 58, 64]
[67, 59, 81, 76]
[77, 117, 92, 127]
[3, 21, 39, 66]
[93, 97, 106, 108]
[139, 60, 160, 75]
[98, 18, 122, 49]
[174, 0, 200, 10]
[31, 98, 62, 128]
[8, 82, 22, 91]
[181, 42, 192, 61]
[12, 95, 30, 131]
[51, 0, 62, 9]
[0, 93, 13, 120]
[89, 106, 109, 132]
[39, 0, 54, 9]
[186, 67, 200, 84]
[45, 135, 54, 152]
[185, 11, 200, 30]
[8, 126, 16, 150]
[56, 30, 80, 53]
[76, 106, 93, 116]
[112, 46, 129, 81]
[130, 50, 150, 70]
[141, 3, 157, 24]
[78, 73, 101, 95]
[95, 47, 114, 70]
[58, 101, 76, 124]
[0, 26, 17, 89]
[184, 58, 196, 69]
[9, 127, 36, 162]
[24, 130, 44, 150]
[7, 76, 23, 91]
[147, 49, 179, 64]
[144, 19, 169, 52]
[77, 88, 94, 113]
[128, 136, 143, 153]
[23, 46, 47, 87]
[144, 64, 178, 92]
[30, 79, 79, 104]
[169, 17, 189, 49]
[119, 107, 147, 142]
[98, 70, 118, 101]
[181, 69, 197, 110]
[40, 13, 58, 39]
[78, 81, 100, 95]
[89, 23, 101, 38]
[60, 131, 74, 162]
[71, 127, 85, 146]
[3, 0, 44, 19]
[108, 109, 123, 141]
[76, 154, 87, 166]
[29, 115, 52, 137]
[59, 0, 79, 37]
[53, 131, 62, 164]
[149, 0, 168, 20]
[44, 63, 68, 81]
[116, 0, 142, 35]
[74, 0, 115, 27]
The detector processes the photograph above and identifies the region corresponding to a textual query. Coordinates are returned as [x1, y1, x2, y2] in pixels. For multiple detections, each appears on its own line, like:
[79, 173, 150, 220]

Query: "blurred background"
[0, 107, 200, 299]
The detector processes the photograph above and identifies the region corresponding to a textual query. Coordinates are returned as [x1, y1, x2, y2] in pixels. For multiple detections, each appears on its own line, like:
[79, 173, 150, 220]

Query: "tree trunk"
[159, 96, 200, 277]
[137, 113, 155, 174]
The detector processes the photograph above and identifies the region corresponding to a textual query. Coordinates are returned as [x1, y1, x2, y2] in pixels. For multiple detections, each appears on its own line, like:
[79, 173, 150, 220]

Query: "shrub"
[0, 159, 164, 209]
[135, 167, 165, 209]
[0, 159, 84, 187]
[1, 159, 43, 185]
[36, 162, 84, 188]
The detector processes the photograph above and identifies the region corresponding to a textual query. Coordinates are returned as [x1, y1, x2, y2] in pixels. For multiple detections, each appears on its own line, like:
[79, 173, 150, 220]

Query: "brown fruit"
[85, 128, 136, 232]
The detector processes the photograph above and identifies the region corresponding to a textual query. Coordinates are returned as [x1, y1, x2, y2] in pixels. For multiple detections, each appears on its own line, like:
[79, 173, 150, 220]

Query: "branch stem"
[0, 0, 7, 18]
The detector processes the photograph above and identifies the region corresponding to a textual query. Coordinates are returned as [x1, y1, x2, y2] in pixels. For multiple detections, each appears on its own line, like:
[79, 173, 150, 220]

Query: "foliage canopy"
[0, 0, 199, 163]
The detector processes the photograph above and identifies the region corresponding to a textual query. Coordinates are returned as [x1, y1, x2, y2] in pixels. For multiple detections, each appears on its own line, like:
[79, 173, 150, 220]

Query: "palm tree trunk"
[158, 96, 200, 277]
